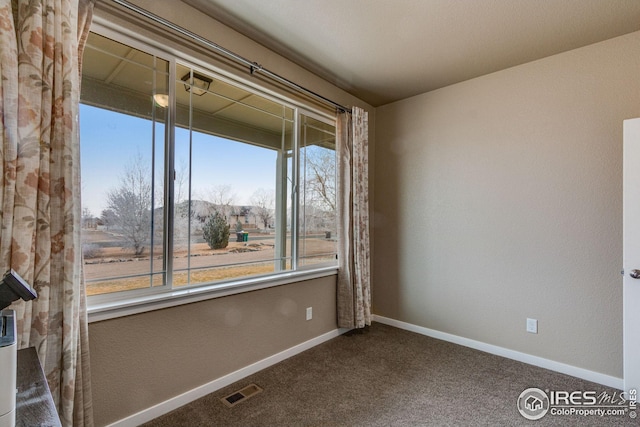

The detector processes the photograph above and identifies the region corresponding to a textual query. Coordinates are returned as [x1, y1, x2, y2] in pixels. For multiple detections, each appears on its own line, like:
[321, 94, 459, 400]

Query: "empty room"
[2, 0, 640, 426]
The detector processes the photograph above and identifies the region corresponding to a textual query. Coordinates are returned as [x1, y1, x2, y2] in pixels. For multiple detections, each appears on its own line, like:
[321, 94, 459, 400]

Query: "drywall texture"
[374, 31, 640, 379]
[89, 276, 337, 425]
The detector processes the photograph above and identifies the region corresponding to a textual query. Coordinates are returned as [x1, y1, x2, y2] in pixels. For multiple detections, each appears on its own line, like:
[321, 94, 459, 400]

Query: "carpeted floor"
[143, 323, 637, 426]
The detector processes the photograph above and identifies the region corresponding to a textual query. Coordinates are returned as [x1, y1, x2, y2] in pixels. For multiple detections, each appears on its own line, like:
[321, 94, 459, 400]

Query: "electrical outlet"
[526, 318, 538, 334]
[306, 307, 312, 321]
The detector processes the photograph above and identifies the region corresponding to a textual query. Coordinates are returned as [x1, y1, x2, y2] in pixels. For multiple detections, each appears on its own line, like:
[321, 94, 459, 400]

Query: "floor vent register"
[221, 383, 263, 407]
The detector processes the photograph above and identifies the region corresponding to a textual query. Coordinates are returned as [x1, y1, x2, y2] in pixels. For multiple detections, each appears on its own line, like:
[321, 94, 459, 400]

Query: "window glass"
[80, 30, 336, 299]
[173, 65, 294, 286]
[81, 32, 169, 296]
[299, 115, 337, 267]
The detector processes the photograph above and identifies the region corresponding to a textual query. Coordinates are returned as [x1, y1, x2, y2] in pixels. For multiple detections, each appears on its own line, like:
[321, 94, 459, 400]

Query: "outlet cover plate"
[526, 318, 538, 334]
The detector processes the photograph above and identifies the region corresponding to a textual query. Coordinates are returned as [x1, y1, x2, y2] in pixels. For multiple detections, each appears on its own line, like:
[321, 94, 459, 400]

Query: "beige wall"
[90, 276, 337, 425]
[89, 1, 374, 426]
[374, 31, 640, 378]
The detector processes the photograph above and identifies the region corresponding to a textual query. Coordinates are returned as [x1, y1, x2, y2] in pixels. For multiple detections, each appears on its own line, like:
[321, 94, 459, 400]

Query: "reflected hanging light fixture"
[181, 72, 213, 96]
[153, 93, 169, 108]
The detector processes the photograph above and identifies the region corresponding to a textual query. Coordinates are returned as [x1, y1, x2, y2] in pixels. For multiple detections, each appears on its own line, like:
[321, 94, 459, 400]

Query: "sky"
[80, 104, 277, 217]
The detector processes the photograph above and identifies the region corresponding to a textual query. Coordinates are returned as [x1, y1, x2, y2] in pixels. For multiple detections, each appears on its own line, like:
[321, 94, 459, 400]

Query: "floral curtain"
[337, 106, 371, 329]
[0, 0, 95, 425]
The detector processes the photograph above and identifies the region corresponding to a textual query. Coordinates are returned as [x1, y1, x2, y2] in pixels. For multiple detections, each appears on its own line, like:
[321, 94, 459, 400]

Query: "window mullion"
[164, 59, 176, 289]
[274, 148, 287, 272]
[291, 109, 300, 271]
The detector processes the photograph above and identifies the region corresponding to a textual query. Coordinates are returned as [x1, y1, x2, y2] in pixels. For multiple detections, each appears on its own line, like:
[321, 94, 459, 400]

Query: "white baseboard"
[373, 315, 623, 390]
[107, 327, 349, 427]
[108, 317, 623, 426]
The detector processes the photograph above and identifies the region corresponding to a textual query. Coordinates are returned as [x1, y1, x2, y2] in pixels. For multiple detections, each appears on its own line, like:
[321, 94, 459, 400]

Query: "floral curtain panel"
[0, 0, 94, 425]
[337, 106, 371, 329]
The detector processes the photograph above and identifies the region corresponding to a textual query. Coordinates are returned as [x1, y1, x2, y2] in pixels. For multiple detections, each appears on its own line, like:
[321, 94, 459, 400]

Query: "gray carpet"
[143, 323, 637, 426]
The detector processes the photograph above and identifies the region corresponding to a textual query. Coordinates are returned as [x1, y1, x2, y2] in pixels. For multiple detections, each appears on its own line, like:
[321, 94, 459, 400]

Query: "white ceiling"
[181, 0, 640, 107]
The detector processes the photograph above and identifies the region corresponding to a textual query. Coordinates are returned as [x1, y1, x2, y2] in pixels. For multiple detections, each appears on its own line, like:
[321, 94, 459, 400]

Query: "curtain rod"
[110, 0, 352, 114]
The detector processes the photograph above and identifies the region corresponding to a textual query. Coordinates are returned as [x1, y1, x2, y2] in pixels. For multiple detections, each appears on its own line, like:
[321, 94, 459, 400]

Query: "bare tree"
[82, 207, 94, 229]
[251, 188, 274, 229]
[304, 146, 336, 212]
[206, 184, 237, 221]
[100, 209, 117, 230]
[151, 157, 187, 219]
[174, 158, 189, 205]
[302, 146, 336, 232]
[171, 160, 193, 250]
[106, 154, 152, 256]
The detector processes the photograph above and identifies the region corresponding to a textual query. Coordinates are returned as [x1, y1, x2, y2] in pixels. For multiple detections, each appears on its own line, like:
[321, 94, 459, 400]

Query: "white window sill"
[87, 266, 338, 323]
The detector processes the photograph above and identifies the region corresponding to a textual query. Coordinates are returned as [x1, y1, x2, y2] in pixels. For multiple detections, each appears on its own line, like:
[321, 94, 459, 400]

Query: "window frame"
[85, 19, 338, 321]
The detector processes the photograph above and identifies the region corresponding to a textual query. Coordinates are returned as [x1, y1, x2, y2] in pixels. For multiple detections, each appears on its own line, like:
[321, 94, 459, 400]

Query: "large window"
[81, 30, 337, 301]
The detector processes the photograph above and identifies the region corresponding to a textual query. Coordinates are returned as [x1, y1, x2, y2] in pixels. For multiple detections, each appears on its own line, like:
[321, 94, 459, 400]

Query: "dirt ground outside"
[83, 229, 336, 295]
